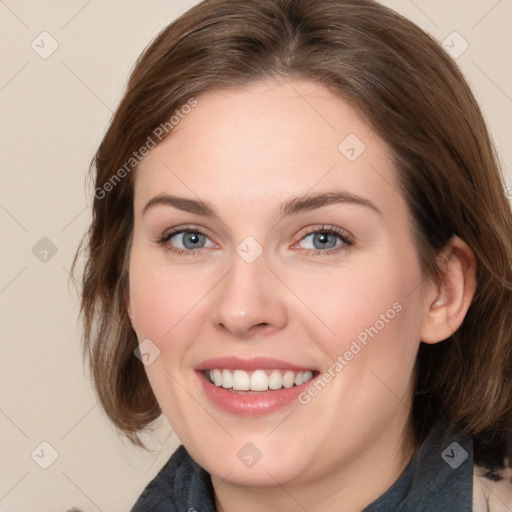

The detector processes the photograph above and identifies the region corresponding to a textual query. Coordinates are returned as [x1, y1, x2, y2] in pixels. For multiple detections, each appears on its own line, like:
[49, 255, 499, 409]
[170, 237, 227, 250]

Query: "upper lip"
[195, 356, 317, 372]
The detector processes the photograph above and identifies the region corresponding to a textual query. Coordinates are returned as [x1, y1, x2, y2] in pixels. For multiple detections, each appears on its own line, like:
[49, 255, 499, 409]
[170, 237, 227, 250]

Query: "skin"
[126, 78, 476, 511]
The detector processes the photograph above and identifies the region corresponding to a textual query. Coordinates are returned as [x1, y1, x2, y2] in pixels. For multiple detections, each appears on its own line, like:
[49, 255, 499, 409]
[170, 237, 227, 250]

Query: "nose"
[209, 248, 288, 339]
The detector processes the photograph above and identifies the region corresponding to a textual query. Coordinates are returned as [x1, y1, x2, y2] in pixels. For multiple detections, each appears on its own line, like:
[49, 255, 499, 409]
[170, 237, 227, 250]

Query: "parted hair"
[72, 0, 512, 449]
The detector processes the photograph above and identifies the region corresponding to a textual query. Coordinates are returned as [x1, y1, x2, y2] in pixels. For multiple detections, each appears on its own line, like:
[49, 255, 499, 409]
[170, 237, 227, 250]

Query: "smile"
[206, 368, 315, 391]
[195, 357, 320, 416]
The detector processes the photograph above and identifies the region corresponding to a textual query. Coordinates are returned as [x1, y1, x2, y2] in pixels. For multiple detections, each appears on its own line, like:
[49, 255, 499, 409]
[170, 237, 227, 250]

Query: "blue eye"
[301, 231, 339, 250]
[296, 226, 354, 254]
[157, 228, 214, 255]
[170, 231, 210, 250]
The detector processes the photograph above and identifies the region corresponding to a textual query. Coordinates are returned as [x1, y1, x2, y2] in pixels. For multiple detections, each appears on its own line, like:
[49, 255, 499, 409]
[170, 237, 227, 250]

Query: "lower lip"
[197, 371, 318, 416]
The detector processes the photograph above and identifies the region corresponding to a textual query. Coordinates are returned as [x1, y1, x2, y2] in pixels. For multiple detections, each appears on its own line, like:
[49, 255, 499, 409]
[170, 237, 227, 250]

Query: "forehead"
[134, 78, 401, 215]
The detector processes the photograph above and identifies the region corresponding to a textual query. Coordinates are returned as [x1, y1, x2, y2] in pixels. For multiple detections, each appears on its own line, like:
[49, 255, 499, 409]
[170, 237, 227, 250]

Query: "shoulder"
[130, 445, 215, 512]
[472, 429, 512, 512]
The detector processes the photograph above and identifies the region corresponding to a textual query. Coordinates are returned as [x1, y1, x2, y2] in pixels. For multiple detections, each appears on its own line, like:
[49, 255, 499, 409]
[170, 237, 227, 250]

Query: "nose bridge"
[210, 240, 287, 337]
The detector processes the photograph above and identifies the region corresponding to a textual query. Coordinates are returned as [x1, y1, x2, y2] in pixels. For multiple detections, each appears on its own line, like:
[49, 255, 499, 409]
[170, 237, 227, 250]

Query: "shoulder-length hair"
[73, 0, 512, 448]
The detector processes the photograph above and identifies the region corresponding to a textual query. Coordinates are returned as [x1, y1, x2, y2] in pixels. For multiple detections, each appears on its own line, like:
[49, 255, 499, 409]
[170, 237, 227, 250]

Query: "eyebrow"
[142, 190, 382, 218]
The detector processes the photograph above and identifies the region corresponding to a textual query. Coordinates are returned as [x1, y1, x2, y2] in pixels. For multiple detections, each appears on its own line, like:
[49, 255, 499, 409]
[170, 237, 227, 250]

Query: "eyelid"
[156, 223, 354, 256]
[159, 224, 215, 242]
[154, 224, 217, 254]
[292, 224, 354, 248]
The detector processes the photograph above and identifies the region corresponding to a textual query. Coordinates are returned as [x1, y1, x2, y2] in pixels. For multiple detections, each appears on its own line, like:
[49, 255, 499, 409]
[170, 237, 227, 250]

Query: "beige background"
[1, 1, 511, 510]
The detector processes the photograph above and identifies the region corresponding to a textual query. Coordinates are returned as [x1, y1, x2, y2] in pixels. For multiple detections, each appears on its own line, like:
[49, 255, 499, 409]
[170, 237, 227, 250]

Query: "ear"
[420, 235, 477, 344]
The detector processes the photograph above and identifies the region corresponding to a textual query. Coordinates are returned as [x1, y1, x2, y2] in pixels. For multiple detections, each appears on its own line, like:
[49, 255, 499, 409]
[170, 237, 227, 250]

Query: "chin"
[184, 429, 320, 489]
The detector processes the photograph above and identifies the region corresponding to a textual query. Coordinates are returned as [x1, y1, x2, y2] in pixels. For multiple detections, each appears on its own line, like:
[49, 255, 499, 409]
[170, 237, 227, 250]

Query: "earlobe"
[125, 291, 136, 330]
[127, 305, 135, 326]
[420, 236, 477, 344]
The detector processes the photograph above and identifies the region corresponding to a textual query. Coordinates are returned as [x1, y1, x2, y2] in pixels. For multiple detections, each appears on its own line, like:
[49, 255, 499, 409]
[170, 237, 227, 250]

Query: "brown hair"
[72, 0, 512, 448]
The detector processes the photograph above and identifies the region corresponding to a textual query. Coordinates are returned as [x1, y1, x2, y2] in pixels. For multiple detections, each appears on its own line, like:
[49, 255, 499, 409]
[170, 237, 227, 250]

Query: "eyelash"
[155, 224, 354, 257]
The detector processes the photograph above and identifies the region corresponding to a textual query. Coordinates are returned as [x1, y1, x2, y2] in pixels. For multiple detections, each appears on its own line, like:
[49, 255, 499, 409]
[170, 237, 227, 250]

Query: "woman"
[73, 0, 512, 510]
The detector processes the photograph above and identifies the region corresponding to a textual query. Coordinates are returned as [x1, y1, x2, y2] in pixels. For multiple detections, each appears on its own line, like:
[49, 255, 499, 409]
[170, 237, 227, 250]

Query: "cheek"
[128, 251, 210, 357]
[289, 250, 424, 427]
[288, 251, 423, 360]
[291, 268, 422, 444]
[127, 251, 212, 433]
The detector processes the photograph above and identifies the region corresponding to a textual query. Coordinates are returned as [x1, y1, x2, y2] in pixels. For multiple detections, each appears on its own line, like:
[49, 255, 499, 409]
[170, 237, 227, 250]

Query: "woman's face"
[127, 79, 431, 489]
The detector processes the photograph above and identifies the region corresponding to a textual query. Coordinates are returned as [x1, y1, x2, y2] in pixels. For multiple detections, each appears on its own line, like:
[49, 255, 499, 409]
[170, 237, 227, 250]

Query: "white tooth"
[283, 370, 295, 388]
[212, 369, 222, 387]
[303, 371, 313, 383]
[221, 369, 233, 388]
[294, 372, 304, 386]
[268, 369, 283, 389]
[209, 370, 214, 382]
[250, 370, 269, 391]
[232, 369, 250, 391]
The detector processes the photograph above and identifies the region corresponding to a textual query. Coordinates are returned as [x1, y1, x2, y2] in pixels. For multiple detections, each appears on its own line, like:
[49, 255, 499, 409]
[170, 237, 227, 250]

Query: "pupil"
[184, 232, 204, 248]
[314, 232, 335, 249]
